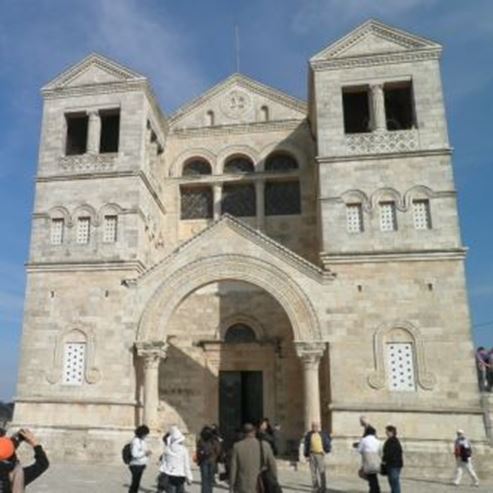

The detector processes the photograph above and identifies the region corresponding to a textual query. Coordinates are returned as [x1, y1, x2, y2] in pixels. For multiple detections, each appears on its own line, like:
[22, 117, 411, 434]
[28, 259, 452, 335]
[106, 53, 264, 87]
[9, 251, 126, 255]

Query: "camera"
[10, 429, 26, 448]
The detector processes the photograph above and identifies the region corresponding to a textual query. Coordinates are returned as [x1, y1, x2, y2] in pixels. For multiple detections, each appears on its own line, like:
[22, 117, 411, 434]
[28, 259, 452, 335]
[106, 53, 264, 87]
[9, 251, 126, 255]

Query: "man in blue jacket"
[303, 422, 331, 493]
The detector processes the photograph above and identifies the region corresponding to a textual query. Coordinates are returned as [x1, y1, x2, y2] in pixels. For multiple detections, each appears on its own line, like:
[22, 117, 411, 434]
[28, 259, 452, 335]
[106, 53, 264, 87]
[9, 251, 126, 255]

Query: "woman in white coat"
[158, 426, 193, 493]
[358, 426, 381, 493]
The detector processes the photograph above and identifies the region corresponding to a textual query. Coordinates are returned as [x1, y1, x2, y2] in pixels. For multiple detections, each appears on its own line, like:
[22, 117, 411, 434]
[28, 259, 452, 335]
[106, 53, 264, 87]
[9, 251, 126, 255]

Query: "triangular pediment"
[43, 53, 146, 91]
[311, 19, 441, 61]
[170, 73, 307, 129]
[137, 215, 332, 284]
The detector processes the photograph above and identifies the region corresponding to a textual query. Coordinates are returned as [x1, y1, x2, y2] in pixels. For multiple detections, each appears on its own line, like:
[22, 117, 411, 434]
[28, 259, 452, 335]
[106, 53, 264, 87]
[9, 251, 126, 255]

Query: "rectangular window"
[103, 215, 118, 243]
[379, 202, 397, 232]
[76, 217, 91, 244]
[412, 199, 431, 230]
[386, 342, 416, 391]
[222, 184, 256, 217]
[63, 342, 86, 385]
[265, 181, 301, 216]
[99, 109, 120, 153]
[342, 86, 371, 134]
[384, 81, 415, 131]
[181, 187, 213, 220]
[50, 218, 65, 245]
[65, 113, 88, 155]
[346, 204, 364, 233]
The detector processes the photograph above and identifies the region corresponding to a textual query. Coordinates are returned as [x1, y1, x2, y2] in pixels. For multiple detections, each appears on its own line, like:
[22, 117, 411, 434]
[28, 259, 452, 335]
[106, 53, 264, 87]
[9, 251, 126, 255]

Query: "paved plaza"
[28, 463, 491, 492]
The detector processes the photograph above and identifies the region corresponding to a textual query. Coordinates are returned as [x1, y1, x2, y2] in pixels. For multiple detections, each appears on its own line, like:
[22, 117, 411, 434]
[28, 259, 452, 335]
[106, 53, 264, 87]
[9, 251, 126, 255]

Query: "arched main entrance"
[135, 254, 326, 436]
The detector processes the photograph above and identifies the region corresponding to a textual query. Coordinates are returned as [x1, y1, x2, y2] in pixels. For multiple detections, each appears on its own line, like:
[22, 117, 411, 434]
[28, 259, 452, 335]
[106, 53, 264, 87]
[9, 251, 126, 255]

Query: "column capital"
[135, 341, 168, 369]
[87, 109, 100, 118]
[295, 341, 325, 366]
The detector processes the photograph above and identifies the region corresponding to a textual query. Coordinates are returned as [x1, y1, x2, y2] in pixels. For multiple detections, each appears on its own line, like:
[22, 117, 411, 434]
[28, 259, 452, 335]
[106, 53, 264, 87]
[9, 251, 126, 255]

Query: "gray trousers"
[309, 453, 326, 493]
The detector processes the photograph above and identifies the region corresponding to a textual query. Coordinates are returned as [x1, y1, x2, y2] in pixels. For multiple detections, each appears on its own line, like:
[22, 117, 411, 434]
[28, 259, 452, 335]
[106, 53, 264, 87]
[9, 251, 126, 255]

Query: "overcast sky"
[0, 0, 492, 401]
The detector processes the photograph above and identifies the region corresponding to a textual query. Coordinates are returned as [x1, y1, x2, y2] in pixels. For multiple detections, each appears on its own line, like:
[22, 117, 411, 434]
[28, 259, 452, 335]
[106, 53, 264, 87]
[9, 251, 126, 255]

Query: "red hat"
[0, 437, 15, 461]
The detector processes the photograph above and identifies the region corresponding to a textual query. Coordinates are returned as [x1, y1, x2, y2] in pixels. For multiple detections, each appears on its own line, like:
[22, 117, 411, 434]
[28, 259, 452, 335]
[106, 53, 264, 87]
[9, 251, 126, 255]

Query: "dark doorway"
[219, 371, 263, 448]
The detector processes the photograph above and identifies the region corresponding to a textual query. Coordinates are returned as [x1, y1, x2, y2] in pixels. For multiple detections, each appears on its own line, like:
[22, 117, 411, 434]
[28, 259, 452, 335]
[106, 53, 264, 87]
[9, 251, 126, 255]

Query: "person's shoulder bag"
[256, 440, 282, 493]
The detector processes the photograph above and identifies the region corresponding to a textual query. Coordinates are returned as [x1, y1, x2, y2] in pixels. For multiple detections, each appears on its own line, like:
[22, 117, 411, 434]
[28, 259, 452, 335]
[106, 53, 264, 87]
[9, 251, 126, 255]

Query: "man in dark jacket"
[0, 429, 49, 492]
[303, 422, 331, 493]
[382, 425, 403, 493]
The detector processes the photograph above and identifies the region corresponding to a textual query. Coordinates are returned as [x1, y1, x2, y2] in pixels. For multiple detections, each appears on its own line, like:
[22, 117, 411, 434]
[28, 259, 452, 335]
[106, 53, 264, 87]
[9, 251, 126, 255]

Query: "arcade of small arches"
[178, 152, 302, 227]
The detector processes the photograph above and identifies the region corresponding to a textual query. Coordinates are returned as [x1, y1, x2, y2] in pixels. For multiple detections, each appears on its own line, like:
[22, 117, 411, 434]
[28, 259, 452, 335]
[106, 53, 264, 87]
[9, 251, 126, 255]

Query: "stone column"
[87, 110, 101, 154]
[135, 341, 168, 429]
[370, 84, 386, 132]
[213, 184, 222, 220]
[255, 180, 265, 230]
[295, 342, 325, 431]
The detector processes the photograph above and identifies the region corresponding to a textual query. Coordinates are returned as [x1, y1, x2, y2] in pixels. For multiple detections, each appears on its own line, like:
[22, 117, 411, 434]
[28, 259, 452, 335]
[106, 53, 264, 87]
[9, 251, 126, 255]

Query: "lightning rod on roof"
[235, 25, 240, 73]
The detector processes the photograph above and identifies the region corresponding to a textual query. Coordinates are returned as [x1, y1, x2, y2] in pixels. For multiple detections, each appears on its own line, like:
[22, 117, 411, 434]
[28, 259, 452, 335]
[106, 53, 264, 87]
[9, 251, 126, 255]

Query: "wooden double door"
[219, 370, 263, 447]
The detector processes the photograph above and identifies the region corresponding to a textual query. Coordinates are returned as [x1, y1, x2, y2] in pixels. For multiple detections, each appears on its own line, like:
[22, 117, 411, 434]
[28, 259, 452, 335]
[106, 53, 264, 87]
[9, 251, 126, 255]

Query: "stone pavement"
[29, 463, 491, 492]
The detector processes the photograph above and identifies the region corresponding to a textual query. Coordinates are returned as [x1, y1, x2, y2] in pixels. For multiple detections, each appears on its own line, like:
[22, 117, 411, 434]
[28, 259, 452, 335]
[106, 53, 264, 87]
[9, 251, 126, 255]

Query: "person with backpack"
[0, 428, 49, 493]
[158, 425, 193, 493]
[127, 425, 151, 493]
[303, 422, 331, 493]
[452, 429, 479, 487]
[196, 426, 221, 493]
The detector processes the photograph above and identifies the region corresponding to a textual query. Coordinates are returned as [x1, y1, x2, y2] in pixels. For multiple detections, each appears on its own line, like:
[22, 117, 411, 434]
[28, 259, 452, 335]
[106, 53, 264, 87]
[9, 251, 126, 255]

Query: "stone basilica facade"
[14, 20, 492, 474]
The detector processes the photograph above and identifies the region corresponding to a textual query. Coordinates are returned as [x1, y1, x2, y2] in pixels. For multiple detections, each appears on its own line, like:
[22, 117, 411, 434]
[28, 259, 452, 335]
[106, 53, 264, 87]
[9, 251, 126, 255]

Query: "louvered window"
[379, 202, 397, 231]
[50, 218, 65, 245]
[103, 215, 118, 243]
[63, 343, 86, 385]
[386, 342, 416, 391]
[412, 199, 431, 230]
[76, 217, 91, 244]
[346, 204, 363, 233]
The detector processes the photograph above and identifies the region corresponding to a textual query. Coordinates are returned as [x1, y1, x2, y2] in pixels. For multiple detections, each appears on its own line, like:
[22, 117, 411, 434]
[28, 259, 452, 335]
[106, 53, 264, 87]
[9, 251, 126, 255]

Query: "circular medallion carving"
[221, 90, 251, 118]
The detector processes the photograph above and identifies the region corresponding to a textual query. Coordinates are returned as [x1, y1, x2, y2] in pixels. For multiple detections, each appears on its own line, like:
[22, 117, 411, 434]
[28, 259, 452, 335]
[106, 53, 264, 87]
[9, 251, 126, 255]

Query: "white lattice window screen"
[346, 204, 364, 233]
[379, 202, 397, 231]
[103, 215, 118, 243]
[386, 342, 416, 391]
[62, 342, 86, 385]
[76, 217, 91, 244]
[50, 218, 64, 245]
[413, 199, 431, 230]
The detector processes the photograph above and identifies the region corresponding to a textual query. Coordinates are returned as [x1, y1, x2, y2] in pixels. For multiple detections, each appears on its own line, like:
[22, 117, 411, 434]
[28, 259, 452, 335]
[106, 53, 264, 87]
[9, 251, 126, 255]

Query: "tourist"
[158, 425, 193, 493]
[475, 347, 489, 391]
[258, 418, 278, 456]
[0, 428, 49, 492]
[196, 426, 221, 493]
[303, 421, 331, 493]
[229, 423, 277, 493]
[452, 429, 479, 487]
[487, 348, 493, 391]
[381, 425, 403, 493]
[128, 425, 151, 493]
[358, 426, 381, 493]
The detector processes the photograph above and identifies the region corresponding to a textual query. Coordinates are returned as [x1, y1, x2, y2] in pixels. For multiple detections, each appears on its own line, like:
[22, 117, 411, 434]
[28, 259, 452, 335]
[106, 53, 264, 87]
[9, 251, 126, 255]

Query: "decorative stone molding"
[220, 89, 252, 118]
[294, 341, 326, 367]
[340, 190, 371, 213]
[135, 340, 168, 369]
[97, 202, 124, 224]
[47, 206, 73, 227]
[345, 129, 419, 155]
[370, 187, 405, 212]
[367, 320, 436, 391]
[137, 214, 334, 284]
[46, 326, 101, 385]
[137, 253, 322, 344]
[73, 203, 99, 225]
[58, 153, 117, 172]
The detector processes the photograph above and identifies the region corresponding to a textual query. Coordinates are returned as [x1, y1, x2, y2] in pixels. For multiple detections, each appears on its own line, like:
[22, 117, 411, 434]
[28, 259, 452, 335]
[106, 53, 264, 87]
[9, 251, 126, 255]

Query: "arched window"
[206, 110, 215, 127]
[224, 323, 257, 344]
[260, 105, 269, 122]
[224, 156, 254, 174]
[183, 159, 212, 176]
[265, 153, 298, 172]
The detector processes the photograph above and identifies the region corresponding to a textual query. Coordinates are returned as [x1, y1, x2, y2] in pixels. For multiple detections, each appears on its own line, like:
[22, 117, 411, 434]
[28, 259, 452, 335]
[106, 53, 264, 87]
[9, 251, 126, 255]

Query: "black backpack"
[122, 443, 132, 465]
[0, 474, 12, 493]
